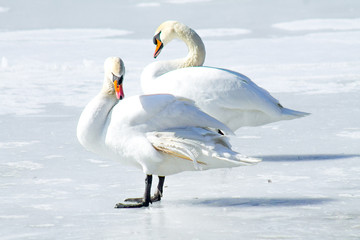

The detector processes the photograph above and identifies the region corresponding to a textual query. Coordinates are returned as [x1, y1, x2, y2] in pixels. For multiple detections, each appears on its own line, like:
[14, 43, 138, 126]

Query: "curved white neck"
[179, 27, 206, 68]
[77, 80, 118, 153]
[141, 26, 206, 85]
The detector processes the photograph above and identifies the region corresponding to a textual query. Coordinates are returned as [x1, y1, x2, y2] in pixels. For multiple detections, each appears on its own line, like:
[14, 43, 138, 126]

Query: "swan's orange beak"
[113, 80, 124, 100]
[153, 32, 163, 58]
[154, 39, 163, 58]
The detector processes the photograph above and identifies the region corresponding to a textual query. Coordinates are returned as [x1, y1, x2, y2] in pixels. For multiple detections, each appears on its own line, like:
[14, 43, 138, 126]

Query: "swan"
[77, 57, 261, 208]
[141, 21, 309, 131]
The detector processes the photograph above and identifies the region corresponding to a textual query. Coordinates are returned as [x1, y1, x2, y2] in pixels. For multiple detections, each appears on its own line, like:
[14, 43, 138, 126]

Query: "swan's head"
[153, 20, 183, 58]
[104, 57, 125, 100]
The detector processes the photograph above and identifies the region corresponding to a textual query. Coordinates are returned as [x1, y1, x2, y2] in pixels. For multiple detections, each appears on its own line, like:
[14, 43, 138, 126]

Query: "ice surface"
[0, 6, 9, 13]
[197, 28, 251, 38]
[273, 18, 360, 31]
[166, 0, 212, 4]
[136, 2, 161, 8]
[0, 29, 133, 41]
[0, 0, 360, 239]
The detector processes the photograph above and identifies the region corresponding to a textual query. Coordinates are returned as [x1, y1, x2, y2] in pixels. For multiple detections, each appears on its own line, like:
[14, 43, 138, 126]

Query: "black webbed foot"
[124, 197, 144, 203]
[114, 201, 149, 208]
[124, 191, 162, 203]
[115, 175, 165, 209]
[152, 191, 162, 202]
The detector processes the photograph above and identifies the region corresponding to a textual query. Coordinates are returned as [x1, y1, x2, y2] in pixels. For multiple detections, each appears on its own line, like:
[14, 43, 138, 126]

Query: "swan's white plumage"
[141, 21, 309, 131]
[77, 57, 260, 177]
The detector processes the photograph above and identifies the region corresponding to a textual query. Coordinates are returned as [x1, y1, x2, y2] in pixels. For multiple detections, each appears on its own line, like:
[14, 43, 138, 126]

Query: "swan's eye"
[112, 73, 123, 84]
[153, 31, 161, 45]
[118, 75, 123, 84]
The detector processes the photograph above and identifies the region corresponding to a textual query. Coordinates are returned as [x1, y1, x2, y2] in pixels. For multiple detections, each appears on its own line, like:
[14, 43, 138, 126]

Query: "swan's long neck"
[77, 80, 118, 153]
[178, 26, 206, 68]
[142, 25, 206, 84]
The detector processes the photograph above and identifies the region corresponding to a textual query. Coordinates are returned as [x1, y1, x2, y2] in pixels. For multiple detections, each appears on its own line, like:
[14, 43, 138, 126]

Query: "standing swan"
[77, 57, 260, 208]
[141, 21, 309, 131]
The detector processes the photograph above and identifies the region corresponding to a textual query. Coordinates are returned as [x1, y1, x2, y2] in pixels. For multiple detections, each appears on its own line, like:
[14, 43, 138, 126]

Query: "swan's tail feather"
[234, 154, 262, 165]
[281, 107, 310, 120]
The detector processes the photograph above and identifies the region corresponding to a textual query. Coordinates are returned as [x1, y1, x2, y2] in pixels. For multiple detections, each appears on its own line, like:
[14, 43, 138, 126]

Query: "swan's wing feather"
[147, 130, 201, 165]
[147, 127, 261, 169]
[121, 94, 234, 135]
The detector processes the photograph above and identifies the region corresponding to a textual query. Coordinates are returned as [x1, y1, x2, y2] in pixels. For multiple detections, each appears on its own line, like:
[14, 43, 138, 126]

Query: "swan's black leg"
[143, 174, 152, 205]
[152, 176, 165, 202]
[115, 175, 152, 208]
[123, 176, 165, 204]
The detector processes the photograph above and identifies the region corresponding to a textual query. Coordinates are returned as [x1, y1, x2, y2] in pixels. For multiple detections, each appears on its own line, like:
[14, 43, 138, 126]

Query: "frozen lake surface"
[1, 0, 360, 239]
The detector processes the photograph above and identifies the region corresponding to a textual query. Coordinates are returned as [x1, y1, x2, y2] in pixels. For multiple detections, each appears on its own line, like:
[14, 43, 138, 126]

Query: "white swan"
[141, 21, 309, 131]
[77, 57, 260, 208]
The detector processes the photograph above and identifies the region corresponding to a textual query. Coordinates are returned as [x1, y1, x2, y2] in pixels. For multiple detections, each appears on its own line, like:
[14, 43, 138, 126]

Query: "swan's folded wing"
[138, 94, 234, 135]
[146, 128, 204, 169]
[146, 127, 260, 170]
